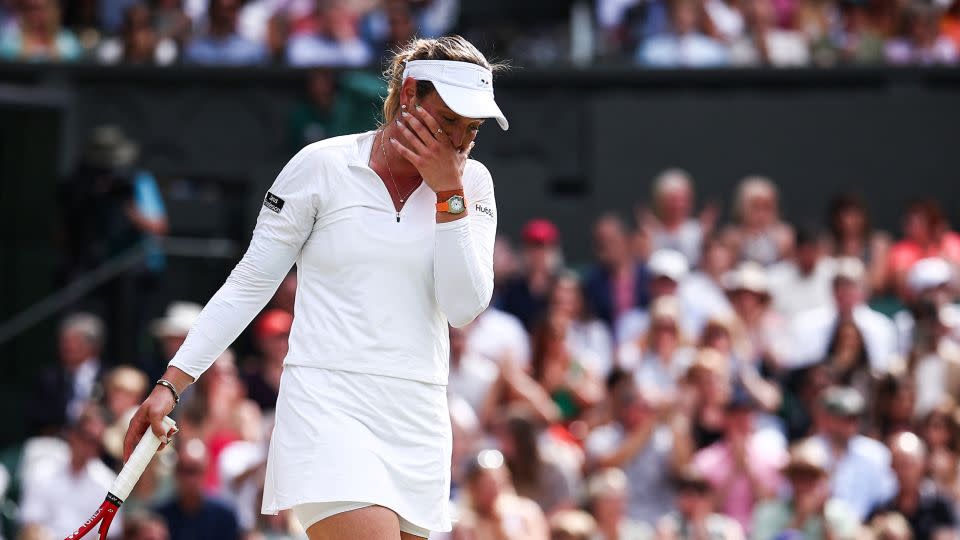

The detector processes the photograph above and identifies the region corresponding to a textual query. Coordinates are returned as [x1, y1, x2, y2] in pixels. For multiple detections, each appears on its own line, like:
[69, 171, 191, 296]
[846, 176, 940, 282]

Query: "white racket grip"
[111, 416, 176, 501]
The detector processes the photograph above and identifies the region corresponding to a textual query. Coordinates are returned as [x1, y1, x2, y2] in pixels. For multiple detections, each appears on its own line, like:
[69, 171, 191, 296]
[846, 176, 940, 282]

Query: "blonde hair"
[734, 175, 779, 222]
[381, 36, 504, 124]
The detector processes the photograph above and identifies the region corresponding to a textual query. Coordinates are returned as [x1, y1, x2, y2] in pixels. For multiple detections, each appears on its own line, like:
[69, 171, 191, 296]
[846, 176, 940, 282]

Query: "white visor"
[402, 60, 509, 130]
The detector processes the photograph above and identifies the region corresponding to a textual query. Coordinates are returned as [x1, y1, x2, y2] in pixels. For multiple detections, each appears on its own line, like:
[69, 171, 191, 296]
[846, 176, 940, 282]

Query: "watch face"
[448, 195, 465, 214]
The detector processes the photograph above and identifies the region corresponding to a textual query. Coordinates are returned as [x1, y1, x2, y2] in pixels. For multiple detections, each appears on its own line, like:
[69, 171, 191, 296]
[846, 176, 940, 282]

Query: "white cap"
[403, 60, 509, 130]
[151, 301, 202, 337]
[647, 249, 689, 282]
[723, 262, 769, 295]
[907, 257, 952, 293]
[833, 256, 866, 285]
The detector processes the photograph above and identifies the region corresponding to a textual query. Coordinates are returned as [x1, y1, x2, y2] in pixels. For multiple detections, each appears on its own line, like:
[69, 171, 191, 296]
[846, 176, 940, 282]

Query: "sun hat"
[403, 60, 509, 130]
[151, 302, 202, 338]
[648, 249, 690, 282]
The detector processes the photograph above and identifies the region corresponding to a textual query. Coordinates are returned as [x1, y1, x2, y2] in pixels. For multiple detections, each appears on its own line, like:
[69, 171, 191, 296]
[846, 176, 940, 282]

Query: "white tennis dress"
[167, 130, 497, 533]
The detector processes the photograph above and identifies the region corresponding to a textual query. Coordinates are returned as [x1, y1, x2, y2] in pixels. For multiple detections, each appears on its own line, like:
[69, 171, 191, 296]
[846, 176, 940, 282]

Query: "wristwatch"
[436, 194, 466, 215]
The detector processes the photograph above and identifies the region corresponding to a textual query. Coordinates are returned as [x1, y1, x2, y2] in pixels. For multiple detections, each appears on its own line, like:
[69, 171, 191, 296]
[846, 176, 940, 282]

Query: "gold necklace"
[379, 129, 419, 222]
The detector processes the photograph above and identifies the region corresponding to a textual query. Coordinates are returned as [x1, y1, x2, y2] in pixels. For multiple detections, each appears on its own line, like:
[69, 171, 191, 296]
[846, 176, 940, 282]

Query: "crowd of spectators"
[5, 162, 960, 540]
[0, 0, 958, 67]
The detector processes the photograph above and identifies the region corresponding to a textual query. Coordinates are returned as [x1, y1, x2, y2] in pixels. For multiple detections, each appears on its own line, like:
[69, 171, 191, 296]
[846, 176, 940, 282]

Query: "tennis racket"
[64, 416, 176, 540]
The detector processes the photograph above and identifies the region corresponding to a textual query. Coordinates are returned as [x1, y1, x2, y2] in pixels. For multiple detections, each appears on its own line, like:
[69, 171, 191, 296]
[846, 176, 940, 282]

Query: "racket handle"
[111, 416, 176, 501]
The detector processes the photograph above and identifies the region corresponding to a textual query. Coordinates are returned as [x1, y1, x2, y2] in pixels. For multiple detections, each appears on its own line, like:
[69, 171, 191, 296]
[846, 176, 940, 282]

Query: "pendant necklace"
[379, 130, 419, 222]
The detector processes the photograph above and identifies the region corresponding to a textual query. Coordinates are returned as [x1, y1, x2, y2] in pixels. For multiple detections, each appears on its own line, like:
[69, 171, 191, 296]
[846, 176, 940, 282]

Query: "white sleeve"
[434, 161, 497, 328]
[168, 148, 321, 379]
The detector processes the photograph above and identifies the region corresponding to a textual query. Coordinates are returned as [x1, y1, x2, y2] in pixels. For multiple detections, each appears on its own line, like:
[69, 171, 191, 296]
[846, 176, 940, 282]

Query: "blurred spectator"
[723, 177, 794, 267]
[944, 0, 960, 48]
[821, 318, 874, 399]
[691, 393, 787, 531]
[550, 509, 598, 540]
[286, 0, 371, 67]
[768, 226, 836, 320]
[493, 410, 578, 516]
[457, 449, 550, 540]
[826, 194, 890, 295]
[810, 386, 897, 519]
[618, 296, 696, 405]
[449, 325, 500, 414]
[499, 218, 563, 330]
[870, 373, 917, 442]
[678, 236, 736, 335]
[465, 305, 532, 371]
[61, 125, 168, 364]
[149, 302, 202, 382]
[28, 313, 105, 435]
[885, 2, 958, 65]
[655, 467, 745, 540]
[894, 257, 959, 353]
[866, 432, 956, 540]
[364, 0, 417, 68]
[868, 512, 915, 540]
[705, 0, 747, 42]
[20, 406, 120, 539]
[155, 438, 240, 540]
[217, 405, 268, 535]
[887, 200, 960, 297]
[836, 0, 887, 64]
[723, 262, 790, 373]
[584, 214, 652, 332]
[549, 272, 615, 379]
[636, 0, 730, 66]
[585, 374, 693, 525]
[616, 249, 691, 344]
[242, 309, 292, 411]
[177, 350, 258, 492]
[263, 12, 290, 63]
[154, 0, 192, 47]
[0, 0, 81, 61]
[584, 467, 654, 540]
[530, 313, 605, 422]
[751, 438, 861, 540]
[97, 3, 178, 65]
[288, 69, 385, 151]
[790, 257, 898, 372]
[640, 169, 717, 266]
[917, 398, 960, 455]
[730, 0, 810, 65]
[122, 511, 171, 540]
[685, 347, 733, 449]
[102, 365, 149, 422]
[185, 0, 266, 65]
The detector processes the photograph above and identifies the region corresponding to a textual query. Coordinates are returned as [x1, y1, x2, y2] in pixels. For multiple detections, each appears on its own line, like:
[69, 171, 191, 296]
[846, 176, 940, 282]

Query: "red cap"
[255, 309, 293, 340]
[522, 218, 559, 245]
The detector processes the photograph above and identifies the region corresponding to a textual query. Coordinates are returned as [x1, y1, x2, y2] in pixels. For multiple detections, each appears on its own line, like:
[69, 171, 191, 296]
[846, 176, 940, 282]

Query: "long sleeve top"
[169, 131, 496, 385]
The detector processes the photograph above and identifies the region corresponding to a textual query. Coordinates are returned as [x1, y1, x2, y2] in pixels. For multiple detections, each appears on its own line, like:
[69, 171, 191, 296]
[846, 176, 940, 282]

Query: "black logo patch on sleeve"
[264, 192, 285, 213]
[474, 203, 494, 219]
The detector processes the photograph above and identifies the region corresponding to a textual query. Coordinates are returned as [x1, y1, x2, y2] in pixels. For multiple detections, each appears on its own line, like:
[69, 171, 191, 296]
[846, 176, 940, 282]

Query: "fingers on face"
[412, 104, 443, 136]
[395, 118, 429, 154]
[389, 137, 422, 167]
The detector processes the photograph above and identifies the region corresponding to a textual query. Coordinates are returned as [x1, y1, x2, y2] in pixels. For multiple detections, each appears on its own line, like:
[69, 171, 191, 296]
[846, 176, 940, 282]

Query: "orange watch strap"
[436, 200, 451, 212]
[435, 188, 464, 202]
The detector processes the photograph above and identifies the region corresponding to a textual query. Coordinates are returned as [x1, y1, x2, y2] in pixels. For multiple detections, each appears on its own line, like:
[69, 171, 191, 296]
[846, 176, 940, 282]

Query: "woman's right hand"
[123, 385, 178, 462]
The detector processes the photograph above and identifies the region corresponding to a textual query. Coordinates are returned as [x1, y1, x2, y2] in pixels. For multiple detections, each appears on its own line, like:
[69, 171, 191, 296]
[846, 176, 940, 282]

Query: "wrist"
[435, 188, 465, 202]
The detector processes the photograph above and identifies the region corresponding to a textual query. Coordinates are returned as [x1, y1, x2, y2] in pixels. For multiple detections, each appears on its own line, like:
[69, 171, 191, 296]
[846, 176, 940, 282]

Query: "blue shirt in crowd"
[185, 35, 267, 66]
[156, 497, 240, 540]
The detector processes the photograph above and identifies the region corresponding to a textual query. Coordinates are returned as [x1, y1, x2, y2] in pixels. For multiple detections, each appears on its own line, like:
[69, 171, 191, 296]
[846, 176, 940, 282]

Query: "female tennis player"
[123, 35, 507, 539]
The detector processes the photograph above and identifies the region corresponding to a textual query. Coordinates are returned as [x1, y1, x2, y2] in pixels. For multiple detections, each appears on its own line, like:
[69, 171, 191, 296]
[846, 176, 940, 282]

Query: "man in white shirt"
[29, 313, 105, 435]
[768, 227, 836, 320]
[789, 257, 897, 371]
[448, 326, 500, 414]
[809, 386, 896, 520]
[465, 306, 531, 370]
[616, 249, 698, 343]
[20, 407, 120, 538]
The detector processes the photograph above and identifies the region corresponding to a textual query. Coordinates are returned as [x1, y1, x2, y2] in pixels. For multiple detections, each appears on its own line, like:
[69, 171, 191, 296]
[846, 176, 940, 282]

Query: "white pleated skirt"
[261, 364, 453, 533]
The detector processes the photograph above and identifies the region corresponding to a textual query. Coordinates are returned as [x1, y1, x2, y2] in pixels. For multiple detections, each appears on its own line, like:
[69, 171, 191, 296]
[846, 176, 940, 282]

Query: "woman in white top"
[122, 35, 508, 540]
